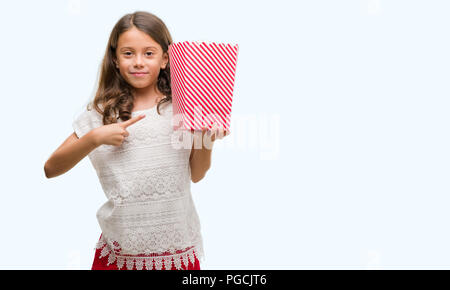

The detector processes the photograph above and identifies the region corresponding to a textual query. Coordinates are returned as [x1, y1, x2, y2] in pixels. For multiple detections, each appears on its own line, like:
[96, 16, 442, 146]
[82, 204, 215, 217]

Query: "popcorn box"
[168, 41, 239, 132]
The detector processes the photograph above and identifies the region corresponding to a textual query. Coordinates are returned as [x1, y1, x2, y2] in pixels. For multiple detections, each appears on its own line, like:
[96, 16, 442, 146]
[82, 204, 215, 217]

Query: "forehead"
[117, 27, 161, 50]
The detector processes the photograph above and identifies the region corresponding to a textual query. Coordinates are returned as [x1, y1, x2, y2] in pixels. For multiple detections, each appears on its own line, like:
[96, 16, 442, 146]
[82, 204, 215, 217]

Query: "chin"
[128, 80, 153, 88]
[131, 83, 149, 88]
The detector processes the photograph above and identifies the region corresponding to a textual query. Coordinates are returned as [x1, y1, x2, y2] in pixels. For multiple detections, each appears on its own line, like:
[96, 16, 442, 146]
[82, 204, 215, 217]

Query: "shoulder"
[158, 100, 173, 116]
[72, 103, 104, 138]
[161, 99, 172, 110]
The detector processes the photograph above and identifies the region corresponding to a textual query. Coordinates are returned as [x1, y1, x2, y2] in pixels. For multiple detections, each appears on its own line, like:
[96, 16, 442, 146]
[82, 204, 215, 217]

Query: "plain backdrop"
[1, 0, 449, 269]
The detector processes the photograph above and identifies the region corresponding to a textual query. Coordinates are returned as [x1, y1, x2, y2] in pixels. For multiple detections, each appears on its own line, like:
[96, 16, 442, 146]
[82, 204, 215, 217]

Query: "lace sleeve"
[72, 108, 102, 139]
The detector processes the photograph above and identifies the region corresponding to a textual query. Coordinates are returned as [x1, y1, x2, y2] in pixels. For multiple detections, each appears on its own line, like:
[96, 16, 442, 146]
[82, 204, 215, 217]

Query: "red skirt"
[91, 234, 201, 270]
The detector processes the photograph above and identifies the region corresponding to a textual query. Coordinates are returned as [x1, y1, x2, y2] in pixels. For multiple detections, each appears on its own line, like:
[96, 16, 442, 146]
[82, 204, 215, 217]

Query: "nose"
[134, 54, 144, 67]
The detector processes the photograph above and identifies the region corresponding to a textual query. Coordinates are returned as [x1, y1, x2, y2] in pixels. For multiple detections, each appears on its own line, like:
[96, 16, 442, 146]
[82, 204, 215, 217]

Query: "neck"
[132, 83, 164, 104]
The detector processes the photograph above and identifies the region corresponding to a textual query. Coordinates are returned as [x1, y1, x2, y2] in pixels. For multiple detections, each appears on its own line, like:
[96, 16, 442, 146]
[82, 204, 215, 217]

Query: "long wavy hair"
[87, 11, 173, 124]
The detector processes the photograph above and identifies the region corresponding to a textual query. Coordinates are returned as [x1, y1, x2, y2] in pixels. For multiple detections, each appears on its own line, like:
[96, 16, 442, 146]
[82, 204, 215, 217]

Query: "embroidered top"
[72, 100, 204, 270]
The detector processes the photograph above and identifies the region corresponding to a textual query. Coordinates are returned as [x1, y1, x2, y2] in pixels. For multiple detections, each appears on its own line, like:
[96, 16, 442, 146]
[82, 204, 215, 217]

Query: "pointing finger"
[120, 114, 146, 128]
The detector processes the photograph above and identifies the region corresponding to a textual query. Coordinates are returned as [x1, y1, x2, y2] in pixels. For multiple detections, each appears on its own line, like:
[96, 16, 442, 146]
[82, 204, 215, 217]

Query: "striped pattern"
[168, 41, 239, 132]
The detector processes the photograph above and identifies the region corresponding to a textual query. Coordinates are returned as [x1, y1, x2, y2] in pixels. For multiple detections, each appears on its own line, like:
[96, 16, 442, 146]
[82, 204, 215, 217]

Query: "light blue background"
[0, 0, 449, 269]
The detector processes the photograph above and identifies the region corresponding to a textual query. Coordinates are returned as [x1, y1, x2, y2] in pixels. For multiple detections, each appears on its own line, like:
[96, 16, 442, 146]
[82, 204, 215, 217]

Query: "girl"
[44, 11, 228, 270]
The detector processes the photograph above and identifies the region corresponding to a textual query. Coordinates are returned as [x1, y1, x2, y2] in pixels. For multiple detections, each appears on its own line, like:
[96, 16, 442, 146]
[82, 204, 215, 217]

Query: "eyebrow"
[119, 46, 157, 51]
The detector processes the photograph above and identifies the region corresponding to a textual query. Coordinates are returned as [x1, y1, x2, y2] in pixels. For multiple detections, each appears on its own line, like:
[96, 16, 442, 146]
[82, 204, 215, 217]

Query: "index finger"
[120, 114, 146, 128]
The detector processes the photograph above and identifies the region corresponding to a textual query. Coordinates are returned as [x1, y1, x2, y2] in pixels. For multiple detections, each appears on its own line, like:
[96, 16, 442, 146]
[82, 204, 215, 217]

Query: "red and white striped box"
[168, 41, 239, 132]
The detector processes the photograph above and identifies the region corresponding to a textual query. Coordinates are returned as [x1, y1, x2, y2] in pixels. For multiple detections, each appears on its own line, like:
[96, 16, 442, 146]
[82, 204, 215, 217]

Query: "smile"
[131, 73, 148, 77]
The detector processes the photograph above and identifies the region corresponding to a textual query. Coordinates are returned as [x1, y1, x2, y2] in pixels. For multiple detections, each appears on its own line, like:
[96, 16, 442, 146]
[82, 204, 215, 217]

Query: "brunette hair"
[87, 11, 173, 124]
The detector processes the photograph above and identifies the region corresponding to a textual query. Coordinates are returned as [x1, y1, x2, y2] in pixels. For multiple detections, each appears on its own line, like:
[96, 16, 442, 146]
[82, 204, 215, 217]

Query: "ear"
[162, 52, 169, 69]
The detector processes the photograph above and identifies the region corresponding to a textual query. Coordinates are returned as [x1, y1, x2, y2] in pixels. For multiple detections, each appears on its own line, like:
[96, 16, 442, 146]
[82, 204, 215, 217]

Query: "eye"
[146, 52, 153, 56]
[124, 52, 132, 56]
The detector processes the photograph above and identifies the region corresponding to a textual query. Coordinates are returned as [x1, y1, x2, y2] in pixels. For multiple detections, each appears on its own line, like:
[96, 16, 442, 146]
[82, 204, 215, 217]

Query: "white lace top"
[72, 101, 204, 270]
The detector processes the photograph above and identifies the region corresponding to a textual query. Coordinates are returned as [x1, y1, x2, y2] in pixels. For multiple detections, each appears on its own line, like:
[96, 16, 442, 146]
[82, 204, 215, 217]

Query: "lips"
[131, 72, 148, 77]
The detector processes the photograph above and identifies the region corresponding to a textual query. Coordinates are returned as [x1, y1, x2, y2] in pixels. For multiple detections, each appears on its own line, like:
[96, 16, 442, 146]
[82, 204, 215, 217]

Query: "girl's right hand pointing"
[92, 114, 146, 146]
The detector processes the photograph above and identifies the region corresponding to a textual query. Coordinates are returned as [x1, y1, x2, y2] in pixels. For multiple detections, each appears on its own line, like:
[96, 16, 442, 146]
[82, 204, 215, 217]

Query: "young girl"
[44, 11, 228, 270]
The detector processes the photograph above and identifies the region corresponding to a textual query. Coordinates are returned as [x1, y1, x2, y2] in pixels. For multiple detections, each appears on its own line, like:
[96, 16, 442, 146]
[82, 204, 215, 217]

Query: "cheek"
[118, 67, 128, 79]
[118, 62, 130, 75]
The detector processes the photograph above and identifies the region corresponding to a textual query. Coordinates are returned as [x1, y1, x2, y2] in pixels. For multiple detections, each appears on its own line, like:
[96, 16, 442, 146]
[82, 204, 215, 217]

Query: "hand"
[207, 123, 230, 142]
[189, 123, 230, 149]
[93, 114, 146, 146]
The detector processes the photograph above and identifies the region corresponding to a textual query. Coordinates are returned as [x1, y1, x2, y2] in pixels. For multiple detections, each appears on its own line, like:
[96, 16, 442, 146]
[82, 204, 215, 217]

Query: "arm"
[189, 125, 229, 183]
[44, 114, 144, 179]
[44, 130, 99, 179]
[189, 139, 213, 183]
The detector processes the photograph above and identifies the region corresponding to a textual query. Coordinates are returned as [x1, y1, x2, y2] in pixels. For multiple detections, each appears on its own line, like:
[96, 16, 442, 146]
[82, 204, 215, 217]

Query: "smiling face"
[114, 26, 168, 90]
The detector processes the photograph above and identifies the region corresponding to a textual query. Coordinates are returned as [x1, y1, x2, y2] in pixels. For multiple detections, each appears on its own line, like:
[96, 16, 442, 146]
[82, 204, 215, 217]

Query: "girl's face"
[115, 26, 168, 90]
